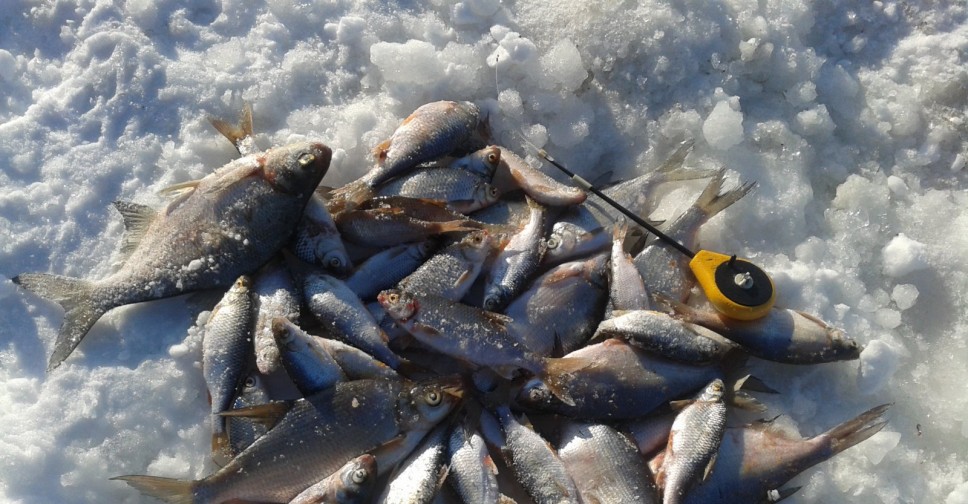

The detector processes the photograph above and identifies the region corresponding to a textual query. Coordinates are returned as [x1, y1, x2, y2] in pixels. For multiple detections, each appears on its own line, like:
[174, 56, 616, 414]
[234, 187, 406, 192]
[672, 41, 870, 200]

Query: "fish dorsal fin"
[219, 400, 290, 429]
[113, 200, 157, 258]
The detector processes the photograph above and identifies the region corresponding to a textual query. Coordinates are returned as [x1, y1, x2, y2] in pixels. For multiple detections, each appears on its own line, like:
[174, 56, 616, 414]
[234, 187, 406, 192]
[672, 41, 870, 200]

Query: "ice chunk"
[887, 175, 909, 197]
[882, 233, 930, 277]
[858, 339, 899, 394]
[862, 430, 901, 465]
[874, 308, 901, 329]
[891, 284, 919, 310]
[540, 39, 586, 92]
[946, 481, 968, 504]
[370, 40, 442, 85]
[703, 100, 744, 150]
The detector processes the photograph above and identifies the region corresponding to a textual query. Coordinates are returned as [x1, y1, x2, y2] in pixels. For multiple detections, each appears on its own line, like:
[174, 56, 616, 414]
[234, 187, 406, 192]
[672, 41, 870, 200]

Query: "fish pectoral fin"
[481, 310, 513, 329]
[113, 200, 158, 258]
[668, 399, 694, 411]
[702, 452, 719, 482]
[369, 434, 407, 461]
[110, 475, 195, 504]
[219, 400, 290, 429]
[157, 180, 201, 198]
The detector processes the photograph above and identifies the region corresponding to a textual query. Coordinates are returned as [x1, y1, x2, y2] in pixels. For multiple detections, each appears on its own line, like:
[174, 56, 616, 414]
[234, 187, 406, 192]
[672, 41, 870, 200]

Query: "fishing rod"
[536, 149, 775, 321]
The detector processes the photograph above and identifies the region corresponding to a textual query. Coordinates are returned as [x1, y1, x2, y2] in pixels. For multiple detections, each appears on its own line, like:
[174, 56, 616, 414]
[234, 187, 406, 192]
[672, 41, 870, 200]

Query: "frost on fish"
[14, 142, 331, 371]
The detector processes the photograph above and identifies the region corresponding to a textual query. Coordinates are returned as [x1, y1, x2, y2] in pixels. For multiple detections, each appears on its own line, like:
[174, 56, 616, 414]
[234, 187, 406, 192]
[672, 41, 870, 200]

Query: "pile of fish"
[13, 100, 890, 504]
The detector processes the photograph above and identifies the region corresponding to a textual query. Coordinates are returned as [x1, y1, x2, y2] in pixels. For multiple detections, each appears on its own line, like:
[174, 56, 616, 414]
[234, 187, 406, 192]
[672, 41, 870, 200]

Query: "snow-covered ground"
[1, 0, 966, 502]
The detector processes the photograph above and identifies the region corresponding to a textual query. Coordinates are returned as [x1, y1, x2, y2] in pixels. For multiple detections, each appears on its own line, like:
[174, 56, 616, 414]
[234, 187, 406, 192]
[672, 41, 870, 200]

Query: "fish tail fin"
[695, 170, 756, 218]
[211, 429, 232, 462]
[540, 356, 593, 407]
[111, 475, 196, 504]
[329, 180, 375, 213]
[825, 403, 892, 454]
[13, 273, 107, 371]
[653, 139, 713, 182]
[209, 103, 254, 153]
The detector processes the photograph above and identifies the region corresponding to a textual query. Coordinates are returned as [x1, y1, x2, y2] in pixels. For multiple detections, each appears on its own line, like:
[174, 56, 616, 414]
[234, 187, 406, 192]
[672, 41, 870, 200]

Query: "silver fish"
[302, 271, 401, 369]
[376, 166, 501, 214]
[335, 206, 476, 247]
[313, 335, 399, 381]
[678, 403, 891, 503]
[202, 275, 255, 460]
[491, 148, 586, 206]
[608, 221, 652, 314]
[672, 303, 862, 364]
[558, 421, 660, 504]
[273, 317, 347, 396]
[367, 100, 484, 187]
[399, 230, 495, 301]
[447, 422, 500, 504]
[378, 422, 450, 504]
[505, 252, 609, 356]
[655, 379, 727, 504]
[483, 197, 548, 312]
[493, 405, 580, 504]
[289, 454, 378, 504]
[251, 260, 301, 375]
[633, 171, 755, 301]
[516, 339, 723, 419]
[291, 193, 354, 275]
[14, 141, 331, 370]
[541, 220, 610, 266]
[114, 377, 463, 503]
[346, 240, 437, 301]
[592, 310, 735, 363]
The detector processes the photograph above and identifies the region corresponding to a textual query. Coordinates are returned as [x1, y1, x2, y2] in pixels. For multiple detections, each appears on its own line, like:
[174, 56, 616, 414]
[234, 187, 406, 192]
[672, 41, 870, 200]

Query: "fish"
[291, 193, 354, 275]
[632, 170, 755, 302]
[448, 145, 502, 179]
[300, 270, 401, 369]
[505, 252, 609, 356]
[251, 260, 302, 375]
[377, 422, 451, 504]
[272, 317, 347, 396]
[201, 275, 255, 460]
[671, 302, 862, 364]
[541, 220, 610, 266]
[655, 379, 728, 504]
[483, 197, 548, 312]
[516, 338, 723, 419]
[335, 206, 476, 247]
[289, 454, 378, 504]
[398, 230, 495, 301]
[345, 240, 437, 301]
[447, 421, 501, 504]
[312, 335, 400, 381]
[367, 100, 484, 187]
[679, 404, 892, 503]
[558, 421, 660, 504]
[491, 148, 586, 206]
[608, 221, 652, 315]
[493, 405, 581, 504]
[14, 141, 331, 370]
[376, 166, 502, 213]
[114, 377, 463, 504]
[591, 310, 736, 363]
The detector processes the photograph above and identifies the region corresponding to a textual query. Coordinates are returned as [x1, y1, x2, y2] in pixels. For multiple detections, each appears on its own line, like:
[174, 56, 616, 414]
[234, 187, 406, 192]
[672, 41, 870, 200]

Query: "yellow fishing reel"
[537, 149, 776, 321]
[689, 250, 775, 320]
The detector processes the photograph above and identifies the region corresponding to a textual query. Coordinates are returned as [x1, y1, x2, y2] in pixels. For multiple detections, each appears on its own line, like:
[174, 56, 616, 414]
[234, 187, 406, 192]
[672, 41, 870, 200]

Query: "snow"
[2, 1, 968, 503]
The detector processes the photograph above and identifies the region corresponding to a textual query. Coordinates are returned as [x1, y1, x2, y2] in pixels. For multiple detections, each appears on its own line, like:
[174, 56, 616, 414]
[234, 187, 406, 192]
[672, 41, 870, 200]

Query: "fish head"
[473, 181, 502, 209]
[699, 378, 726, 402]
[320, 249, 353, 276]
[337, 454, 378, 499]
[482, 286, 511, 312]
[261, 142, 331, 196]
[377, 289, 418, 323]
[515, 378, 554, 408]
[458, 229, 494, 262]
[270, 317, 297, 349]
[826, 326, 863, 360]
[544, 221, 582, 262]
[401, 376, 465, 429]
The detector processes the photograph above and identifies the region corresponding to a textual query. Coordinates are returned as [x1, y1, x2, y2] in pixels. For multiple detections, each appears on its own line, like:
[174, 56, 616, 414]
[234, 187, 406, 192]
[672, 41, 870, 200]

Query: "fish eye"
[298, 152, 316, 167]
[546, 236, 560, 249]
[351, 468, 368, 484]
[244, 375, 257, 388]
[327, 256, 343, 268]
[487, 152, 499, 164]
[483, 297, 498, 311]
[388, 293, 399, 304]
[425, 390, 442, 406]
[488, 186, 499, 197]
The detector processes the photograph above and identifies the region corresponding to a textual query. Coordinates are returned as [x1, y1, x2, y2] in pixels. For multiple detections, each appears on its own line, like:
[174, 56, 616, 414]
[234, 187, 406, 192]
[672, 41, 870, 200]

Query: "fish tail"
[13, 273, 107, 371]
[209, 103, 254, 148]
[654, 139, 717, 182]
[329, 179, 375, 213]
[695, 170, 756, 218]
[111, 475, 196, 504]
[825, 403, 892, 454]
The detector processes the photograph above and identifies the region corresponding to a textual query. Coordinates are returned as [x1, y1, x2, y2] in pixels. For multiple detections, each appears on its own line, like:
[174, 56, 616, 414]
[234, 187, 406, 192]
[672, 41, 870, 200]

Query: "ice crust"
[1, 1, 967, 503]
